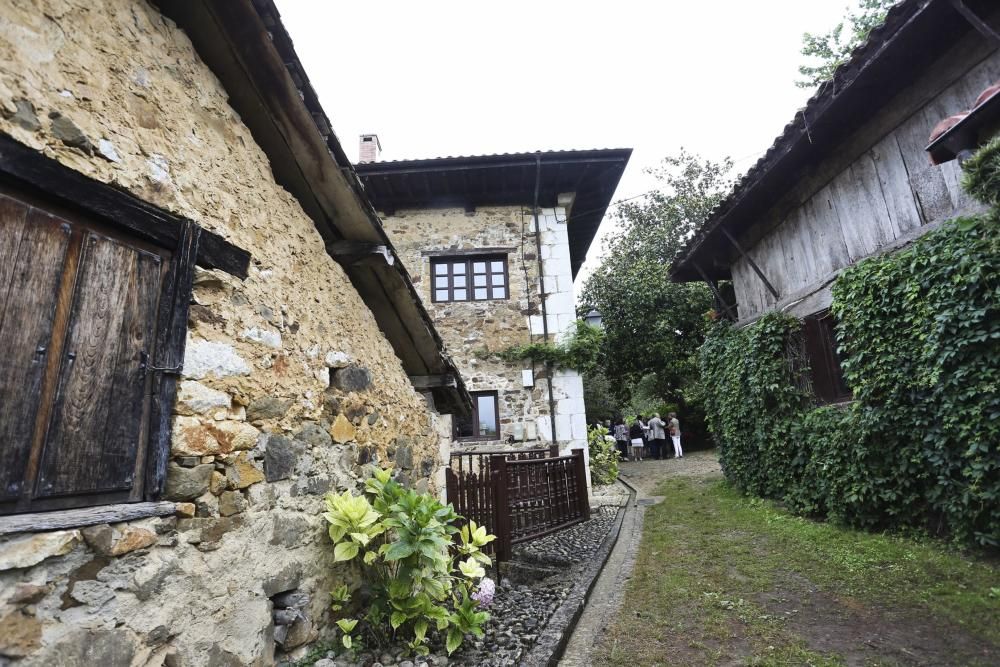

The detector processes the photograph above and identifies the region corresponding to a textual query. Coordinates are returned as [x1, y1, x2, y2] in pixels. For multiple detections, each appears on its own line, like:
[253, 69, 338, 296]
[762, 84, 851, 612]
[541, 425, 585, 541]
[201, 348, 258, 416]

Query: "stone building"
[356, 149, 630, 463]
[0, 1, 468, 664]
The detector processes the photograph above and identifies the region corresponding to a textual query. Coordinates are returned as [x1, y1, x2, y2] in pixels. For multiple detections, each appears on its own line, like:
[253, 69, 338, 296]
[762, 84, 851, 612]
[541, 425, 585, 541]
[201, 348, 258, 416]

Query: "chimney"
[359, 134, 381, 163]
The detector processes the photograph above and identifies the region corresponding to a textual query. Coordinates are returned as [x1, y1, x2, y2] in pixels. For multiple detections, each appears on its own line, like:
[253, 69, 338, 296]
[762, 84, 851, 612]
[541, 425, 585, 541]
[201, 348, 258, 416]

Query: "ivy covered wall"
[699, 140, 1000, 547]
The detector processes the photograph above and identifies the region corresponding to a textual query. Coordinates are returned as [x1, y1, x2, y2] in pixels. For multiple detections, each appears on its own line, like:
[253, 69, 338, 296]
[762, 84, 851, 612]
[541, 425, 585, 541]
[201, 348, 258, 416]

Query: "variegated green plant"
[322, 467, 496, 656]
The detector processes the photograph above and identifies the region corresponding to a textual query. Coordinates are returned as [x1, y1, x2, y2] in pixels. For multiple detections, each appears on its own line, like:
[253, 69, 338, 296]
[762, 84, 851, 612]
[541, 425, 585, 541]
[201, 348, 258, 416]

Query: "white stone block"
[545, 292, 575, 318]
[183, 339, 251, 380]
[571, 415, 589, 440]
[529, 315, 545, 336]
[536, 416, 552, 442]
[554, 414, 572, 442]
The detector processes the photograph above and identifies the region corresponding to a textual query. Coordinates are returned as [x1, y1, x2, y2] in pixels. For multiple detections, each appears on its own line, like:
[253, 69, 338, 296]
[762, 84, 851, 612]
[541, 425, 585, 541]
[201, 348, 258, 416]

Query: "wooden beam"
[420, 247, 515, 257]
[719, 226, 780, 299]
[693, 261, 737, 321]
[949, 0, 1000, 43]
[326, 240, 394, 267]
[0, 501, 177, 535]
[0, 133, 250, 279]
[408, 374, 457, 389]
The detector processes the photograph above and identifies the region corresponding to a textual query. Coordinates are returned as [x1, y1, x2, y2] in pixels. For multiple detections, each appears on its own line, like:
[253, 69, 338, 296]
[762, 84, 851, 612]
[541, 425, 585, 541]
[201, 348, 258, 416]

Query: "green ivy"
[487, 320, 604, 373]
[699, 143, 1000, 546]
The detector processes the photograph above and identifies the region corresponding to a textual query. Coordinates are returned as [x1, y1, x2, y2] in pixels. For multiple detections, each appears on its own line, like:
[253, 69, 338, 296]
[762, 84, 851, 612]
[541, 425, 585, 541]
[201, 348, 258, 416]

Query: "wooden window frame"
[454, 391, 501, 442]
[431, 256, 509, 303]
[0, 133, 250, 523]
[803, 310, 852, 405]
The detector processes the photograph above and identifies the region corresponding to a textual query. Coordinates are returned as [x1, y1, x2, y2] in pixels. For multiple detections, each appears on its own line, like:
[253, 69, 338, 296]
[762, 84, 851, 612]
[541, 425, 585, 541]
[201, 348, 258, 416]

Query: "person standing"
[613, 418, 629, 460]
[629, 416, 646, 462]
[647, 412, 668, 460]
[668, 411, 683, 459]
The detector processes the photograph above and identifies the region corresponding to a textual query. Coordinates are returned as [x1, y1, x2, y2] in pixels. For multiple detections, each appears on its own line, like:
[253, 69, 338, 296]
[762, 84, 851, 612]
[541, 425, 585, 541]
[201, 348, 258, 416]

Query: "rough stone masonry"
[0, 0, 449, 664]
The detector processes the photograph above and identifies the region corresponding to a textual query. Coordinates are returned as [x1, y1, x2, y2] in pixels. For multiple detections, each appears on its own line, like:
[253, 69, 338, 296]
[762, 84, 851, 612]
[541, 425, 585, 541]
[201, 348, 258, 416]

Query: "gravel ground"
[617, 450, 721, 496]
[303, 504, 624, 667]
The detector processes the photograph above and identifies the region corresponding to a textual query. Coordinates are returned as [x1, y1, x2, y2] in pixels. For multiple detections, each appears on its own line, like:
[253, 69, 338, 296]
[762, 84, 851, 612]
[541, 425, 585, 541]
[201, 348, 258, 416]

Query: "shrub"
[587, 425, 619, 485]
[699, 211, 1000, 546]
[321, 468, 496, 656]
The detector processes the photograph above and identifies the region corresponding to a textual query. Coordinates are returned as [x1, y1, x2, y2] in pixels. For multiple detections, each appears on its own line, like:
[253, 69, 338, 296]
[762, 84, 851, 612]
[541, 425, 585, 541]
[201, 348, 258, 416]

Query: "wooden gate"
[444, 446, 590, 562]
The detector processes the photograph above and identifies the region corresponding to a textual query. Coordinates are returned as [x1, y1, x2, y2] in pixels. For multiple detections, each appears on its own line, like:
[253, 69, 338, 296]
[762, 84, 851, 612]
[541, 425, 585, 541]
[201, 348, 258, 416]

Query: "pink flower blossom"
[472, 576, 495, 607]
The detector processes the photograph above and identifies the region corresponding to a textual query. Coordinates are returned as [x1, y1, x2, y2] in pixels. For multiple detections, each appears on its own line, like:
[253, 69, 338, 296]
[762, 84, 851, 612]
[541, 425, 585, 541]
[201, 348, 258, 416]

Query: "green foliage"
[582, 371, 623, 423]
[960, 135, 1000, 208]
[491, 320, 604, 373]
[321, 468, 496, 655]
[580, 150, 732, 409]
[699, 211, 1000, 546]
[587, 425, 620, 486]
[797, 0, 898, 89]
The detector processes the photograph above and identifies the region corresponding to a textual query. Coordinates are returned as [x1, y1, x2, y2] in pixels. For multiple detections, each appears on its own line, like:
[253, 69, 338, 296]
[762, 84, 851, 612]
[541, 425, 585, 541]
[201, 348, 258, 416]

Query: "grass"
[594, 474, 1000, 667]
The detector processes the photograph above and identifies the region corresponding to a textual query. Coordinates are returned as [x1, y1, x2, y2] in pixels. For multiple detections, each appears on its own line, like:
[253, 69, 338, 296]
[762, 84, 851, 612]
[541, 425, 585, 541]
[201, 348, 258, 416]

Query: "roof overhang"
[157, 0, 470, 415]
[355, 149, 632, 278]
[671, 0, 992, 283]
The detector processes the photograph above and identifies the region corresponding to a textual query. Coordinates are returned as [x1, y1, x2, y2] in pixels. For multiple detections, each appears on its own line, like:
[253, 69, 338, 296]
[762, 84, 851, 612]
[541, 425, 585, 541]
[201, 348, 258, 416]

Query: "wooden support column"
[491, 454, 511, 563]
[693, 261, 738, 321]
[408, 374, 457, 389]
[326, 240, 394, 267]
[949, 0, 1000, 43]
[572, 449, 590, 521]
[719, 226, 780, 299]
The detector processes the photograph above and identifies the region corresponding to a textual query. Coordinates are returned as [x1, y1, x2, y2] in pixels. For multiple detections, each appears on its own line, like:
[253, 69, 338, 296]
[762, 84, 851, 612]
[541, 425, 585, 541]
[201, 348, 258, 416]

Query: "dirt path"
[581, 450, 999, 667]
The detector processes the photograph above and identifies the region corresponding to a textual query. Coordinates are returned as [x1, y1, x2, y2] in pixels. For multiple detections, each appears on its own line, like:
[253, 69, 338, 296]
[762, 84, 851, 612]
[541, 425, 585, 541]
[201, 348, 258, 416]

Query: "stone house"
[671, 0, 1000, 403]
[0, 0, 470, 664]
[355, 148, 630, 466]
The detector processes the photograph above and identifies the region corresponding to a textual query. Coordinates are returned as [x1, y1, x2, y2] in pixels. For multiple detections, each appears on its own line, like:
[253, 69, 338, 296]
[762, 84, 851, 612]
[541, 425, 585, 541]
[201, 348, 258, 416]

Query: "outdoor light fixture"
[584, 308, 603, 329]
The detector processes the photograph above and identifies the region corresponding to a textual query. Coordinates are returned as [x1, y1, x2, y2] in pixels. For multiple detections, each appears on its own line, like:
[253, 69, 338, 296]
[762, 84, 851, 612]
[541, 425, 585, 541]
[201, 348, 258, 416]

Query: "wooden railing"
[445, 446, 590, 562]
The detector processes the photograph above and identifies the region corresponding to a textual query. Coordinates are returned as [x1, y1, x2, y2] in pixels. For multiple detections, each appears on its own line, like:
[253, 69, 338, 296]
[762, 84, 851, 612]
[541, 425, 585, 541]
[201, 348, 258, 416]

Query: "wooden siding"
[734, 46, 1000, 321]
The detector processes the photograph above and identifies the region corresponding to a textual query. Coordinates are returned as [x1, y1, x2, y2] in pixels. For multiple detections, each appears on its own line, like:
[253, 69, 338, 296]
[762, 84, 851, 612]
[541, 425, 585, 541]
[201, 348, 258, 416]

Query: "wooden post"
[572, 449, 590, 521]
[548, 443, 560, 458]
[491, 454, 511, 562]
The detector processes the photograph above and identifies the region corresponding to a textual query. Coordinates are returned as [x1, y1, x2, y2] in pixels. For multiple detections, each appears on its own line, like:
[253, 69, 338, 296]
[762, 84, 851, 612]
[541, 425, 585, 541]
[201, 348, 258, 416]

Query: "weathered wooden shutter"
[0, 201, 72, 500]
[36, 232, 163, 498]
[0, 189, 197, 514]
[803, 311, 851, 404]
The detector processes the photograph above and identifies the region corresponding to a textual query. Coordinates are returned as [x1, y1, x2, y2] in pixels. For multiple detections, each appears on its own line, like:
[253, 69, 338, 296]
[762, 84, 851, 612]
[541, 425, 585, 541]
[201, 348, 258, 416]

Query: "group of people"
[605, 413, 682, 462]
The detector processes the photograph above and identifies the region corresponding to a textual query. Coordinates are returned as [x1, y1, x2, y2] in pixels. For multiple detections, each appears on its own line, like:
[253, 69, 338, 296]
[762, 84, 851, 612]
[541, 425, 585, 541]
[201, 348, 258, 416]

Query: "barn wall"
[733, 27, 1000, 322]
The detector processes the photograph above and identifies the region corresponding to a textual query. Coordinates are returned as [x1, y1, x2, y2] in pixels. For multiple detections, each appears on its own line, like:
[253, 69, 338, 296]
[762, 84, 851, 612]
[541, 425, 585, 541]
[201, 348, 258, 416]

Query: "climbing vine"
[484, 320, 605, 374]
[699, 139, 1000, 546]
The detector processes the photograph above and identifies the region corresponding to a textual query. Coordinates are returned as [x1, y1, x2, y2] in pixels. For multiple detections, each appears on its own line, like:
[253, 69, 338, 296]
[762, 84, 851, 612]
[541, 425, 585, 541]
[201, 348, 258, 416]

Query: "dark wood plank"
[0, 210, 72, 501]
[37, 233, 135, 497]
[0, 194, 29, 313]
[107, 249, 162, 500]
[146, 222, 200, 498]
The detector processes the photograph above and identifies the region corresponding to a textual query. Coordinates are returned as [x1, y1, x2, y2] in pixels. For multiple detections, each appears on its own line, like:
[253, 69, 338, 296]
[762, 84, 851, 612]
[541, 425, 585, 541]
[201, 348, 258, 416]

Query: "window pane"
[435, 277, 449, 288]
[492, 273, 505, 286]
[453, 275, 466, 288]
[451, 262, 465, 274]
[454, 413, 474, 438]
[491, 287, 506, 299]
[472, 262, 486, 273]
[453, 289, 467, 300]
[490, 261, 503, 272]
[474, 288, 488, 300]
[435, 290, 449, 301]
[476, 395, 497, 438]
[474, 274, 487, 287]
[434, 263, 447, 275]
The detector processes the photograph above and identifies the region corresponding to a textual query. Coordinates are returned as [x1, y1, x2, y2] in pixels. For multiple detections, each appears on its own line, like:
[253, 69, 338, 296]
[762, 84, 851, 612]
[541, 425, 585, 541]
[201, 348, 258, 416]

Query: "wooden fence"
[444, 446, 590, 562]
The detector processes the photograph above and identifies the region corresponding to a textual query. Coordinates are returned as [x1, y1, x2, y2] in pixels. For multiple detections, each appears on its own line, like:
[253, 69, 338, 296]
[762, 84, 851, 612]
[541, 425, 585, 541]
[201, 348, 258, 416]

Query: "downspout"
[532, 154, 559, 446]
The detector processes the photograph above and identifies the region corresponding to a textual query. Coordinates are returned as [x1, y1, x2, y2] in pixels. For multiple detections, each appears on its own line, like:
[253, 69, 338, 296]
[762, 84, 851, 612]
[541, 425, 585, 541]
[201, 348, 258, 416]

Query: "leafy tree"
[579, 150, 733, 414]
[796, 0, 898, 89]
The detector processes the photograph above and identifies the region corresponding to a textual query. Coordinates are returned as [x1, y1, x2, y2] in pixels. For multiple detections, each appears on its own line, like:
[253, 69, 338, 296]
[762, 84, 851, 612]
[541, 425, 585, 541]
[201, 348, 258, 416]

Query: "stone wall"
[0, 1, 445, 664]
[381, 203, 589, 460]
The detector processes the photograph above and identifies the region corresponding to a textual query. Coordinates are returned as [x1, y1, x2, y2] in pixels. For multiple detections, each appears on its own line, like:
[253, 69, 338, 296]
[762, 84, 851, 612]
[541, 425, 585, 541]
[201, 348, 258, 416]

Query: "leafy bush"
[699, 210, 1000, 546]
[322, 468, 496, 656]
[587, 425, 619, 485]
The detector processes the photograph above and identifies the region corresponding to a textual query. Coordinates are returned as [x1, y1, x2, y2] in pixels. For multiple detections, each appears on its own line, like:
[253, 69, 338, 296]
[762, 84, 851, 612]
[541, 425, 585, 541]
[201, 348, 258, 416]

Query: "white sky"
[275, 0, 851, 287]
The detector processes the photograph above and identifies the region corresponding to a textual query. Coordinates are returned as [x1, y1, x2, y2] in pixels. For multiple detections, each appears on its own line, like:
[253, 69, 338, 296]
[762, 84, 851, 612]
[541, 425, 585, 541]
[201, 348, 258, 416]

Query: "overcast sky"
[275, 0, 851, 285]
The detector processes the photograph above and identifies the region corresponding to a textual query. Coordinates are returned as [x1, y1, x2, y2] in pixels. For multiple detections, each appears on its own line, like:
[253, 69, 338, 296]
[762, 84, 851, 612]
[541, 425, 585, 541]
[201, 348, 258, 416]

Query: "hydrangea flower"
[472, 576, 496, 607]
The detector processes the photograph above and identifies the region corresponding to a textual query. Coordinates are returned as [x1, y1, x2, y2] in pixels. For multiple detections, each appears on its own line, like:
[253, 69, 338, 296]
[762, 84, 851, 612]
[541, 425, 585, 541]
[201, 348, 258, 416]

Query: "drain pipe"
[532, 154, 559, 447]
